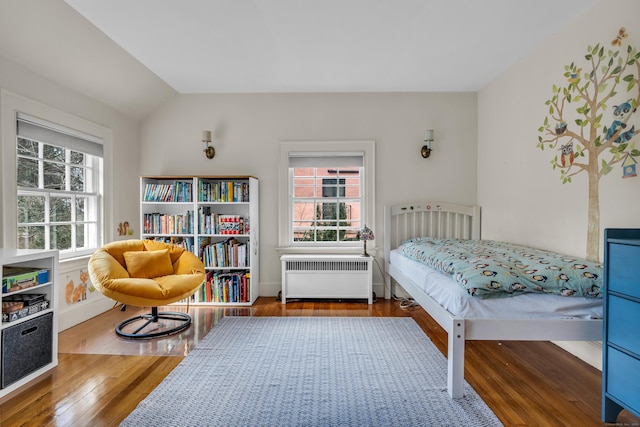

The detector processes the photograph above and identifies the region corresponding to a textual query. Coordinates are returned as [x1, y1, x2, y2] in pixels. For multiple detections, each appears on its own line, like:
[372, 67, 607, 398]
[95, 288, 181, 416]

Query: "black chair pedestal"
[115, 306, 192, 339]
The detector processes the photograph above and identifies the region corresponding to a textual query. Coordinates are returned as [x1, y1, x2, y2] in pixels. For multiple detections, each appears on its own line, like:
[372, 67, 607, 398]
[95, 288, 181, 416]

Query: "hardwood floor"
[1, 297, 638, 426]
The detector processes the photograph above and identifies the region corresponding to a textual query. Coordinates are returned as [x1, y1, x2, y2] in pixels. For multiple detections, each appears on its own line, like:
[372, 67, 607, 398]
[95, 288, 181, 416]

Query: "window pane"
[17, 157, 39, 188]
[43, 144, 65, 161]
[51, 225, 71, 250]
[316, 227, 338, 242]
[18, 226, 45, 249]
[18, 195, 45, 223]
[346, 200, 361, 223]
[17, 138, 38, 157]
[341, 229, 359, 242]
[50, 196, 72, 222]
[44, 161, 65, 190]
[293, 228, 315, 242]
[70, 151, 84, 165]
[293, 185, 315, 198]
[71, 166, 85, 191]
[292, 201, 316, 222]
[76, 197, 86, 221]
[75, 224, 86, 249]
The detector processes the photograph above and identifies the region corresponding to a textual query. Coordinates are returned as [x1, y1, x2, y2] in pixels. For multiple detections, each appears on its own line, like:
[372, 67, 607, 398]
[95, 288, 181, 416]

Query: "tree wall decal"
[538, 27, 640, 262]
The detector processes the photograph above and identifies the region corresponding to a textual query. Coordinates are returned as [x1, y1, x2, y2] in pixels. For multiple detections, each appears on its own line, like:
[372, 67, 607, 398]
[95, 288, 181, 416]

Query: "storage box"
[2, 267, 49, 293]
[2, 299, 49, 323]
[1, 312, 53, 388]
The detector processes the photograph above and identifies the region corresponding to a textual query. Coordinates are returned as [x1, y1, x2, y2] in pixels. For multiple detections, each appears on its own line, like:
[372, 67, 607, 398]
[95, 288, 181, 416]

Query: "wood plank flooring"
[0, 297, 638, 426]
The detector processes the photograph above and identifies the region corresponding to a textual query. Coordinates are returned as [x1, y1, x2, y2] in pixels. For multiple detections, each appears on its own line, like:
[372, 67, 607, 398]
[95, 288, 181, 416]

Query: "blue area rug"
[121, 317, 503, 427]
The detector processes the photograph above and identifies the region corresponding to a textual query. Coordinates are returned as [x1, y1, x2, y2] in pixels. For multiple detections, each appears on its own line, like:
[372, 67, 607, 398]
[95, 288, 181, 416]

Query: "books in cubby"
[200, 271, 250, 303]
[198, 180, 249, 202]
[199, 237, 249, 268]
[147, 236, 195, 253]
[198, 207, 249, 235]
[144, 181, 193, 202]
[143, 211, 194, 235]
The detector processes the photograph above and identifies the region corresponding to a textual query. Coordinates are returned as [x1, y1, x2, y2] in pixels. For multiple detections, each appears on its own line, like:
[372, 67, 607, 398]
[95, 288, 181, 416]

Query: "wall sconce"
[202, 130, 215, 159]
[421, 130, 434, 158]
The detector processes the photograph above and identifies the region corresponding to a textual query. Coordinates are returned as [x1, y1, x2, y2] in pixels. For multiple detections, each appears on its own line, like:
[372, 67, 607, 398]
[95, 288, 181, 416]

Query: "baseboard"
[552, 340, 602, 370]
[58, 297, 114, 332]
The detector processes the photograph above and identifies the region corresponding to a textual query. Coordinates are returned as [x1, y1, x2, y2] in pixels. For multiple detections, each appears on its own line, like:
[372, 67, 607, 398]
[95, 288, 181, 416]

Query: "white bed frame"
[383, 202, 602, 398]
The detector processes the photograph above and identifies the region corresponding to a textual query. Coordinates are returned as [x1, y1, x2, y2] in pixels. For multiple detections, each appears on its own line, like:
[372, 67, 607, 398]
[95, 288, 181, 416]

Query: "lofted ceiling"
[1, 0, 597, 120]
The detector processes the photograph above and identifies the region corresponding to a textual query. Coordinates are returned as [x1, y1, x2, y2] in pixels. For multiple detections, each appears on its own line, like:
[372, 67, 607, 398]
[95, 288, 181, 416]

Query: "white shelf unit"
[140, 176, 259, 306]
[0, 249, 58, 398]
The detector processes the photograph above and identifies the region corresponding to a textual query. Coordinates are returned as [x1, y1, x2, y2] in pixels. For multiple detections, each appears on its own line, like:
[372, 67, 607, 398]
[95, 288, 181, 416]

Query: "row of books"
[198, 207, 249, 235]
[198, 181, 250, 203]
[200, 271, 251, 303]
[199, 237, 249, 268]
[143, 211, 194, 235]
[147, 237, 195, 252]
[143, 181, 193, 202]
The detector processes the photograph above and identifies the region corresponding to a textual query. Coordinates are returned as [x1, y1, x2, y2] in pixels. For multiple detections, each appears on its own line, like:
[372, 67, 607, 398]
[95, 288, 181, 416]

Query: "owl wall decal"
[560, 140, 574, 167]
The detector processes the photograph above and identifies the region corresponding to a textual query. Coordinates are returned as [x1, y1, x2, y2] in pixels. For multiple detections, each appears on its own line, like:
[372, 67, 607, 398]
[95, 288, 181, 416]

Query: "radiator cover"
[280, 255, 373, 304]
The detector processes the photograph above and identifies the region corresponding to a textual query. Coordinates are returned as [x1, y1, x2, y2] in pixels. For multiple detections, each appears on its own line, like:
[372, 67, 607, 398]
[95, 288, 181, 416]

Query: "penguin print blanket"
[397, 238, 603, 299]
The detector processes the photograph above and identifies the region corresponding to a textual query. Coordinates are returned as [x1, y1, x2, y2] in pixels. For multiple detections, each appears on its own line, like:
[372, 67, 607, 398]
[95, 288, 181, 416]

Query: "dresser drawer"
[607, 295, 640, 356]
[608, 243, 640, 298]
[605, 346, 640, 414]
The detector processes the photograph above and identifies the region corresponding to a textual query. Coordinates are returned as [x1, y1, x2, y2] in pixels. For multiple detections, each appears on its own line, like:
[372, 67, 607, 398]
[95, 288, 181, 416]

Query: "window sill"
[276, 246, 377, 257]
[60, 254, 91, 265]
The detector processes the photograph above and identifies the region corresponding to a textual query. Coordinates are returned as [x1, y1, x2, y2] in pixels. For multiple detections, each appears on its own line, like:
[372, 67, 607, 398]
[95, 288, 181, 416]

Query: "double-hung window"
[290, 154, 363, 243]
[16, 114, 102, 259]
[279, 141, 375, 251]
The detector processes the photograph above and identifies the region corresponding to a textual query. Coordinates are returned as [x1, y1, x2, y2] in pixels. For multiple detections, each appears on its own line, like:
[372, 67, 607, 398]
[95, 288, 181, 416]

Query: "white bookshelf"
[140, 175, 259, 306]
[0, 249, 58, 398]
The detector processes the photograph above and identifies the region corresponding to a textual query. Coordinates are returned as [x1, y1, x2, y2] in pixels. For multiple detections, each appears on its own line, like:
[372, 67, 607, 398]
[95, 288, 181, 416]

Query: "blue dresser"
[603, 228, 640, 422]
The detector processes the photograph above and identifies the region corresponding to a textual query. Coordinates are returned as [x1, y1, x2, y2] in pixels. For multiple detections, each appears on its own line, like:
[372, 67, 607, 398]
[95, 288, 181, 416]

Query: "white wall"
[478, 0, 640, 261]
[478, 0, 640, 368]
[140, 92, 478, 296]
[0, 54, 142, 329]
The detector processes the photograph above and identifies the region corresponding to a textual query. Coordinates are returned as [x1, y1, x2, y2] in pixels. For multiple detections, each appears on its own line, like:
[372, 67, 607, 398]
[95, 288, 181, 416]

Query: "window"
[16, 114, 102, 258]
[278, 141, 375, 250]
[292, 162, 362, 243]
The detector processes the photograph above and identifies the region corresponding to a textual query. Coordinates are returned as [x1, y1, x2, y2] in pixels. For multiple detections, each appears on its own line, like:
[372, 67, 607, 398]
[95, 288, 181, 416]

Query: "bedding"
[397, 238, 603, 299]
[389, 249, 602, 319]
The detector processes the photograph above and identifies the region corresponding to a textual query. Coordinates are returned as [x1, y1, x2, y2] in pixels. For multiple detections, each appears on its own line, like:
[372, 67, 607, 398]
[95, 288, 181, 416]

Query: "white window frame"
[16, 124, 102, 258]
[1, 89, 112, 260]
[278, 140, 375, 254]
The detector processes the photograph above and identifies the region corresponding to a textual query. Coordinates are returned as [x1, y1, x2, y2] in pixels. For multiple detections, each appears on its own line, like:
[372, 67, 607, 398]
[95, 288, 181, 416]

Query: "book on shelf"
[201, 271, 250, 303]
[148, 236, 194, 252]
[143, 211, 194, 234]
[198, 208, 248, 235]
[199, 237, 249, 268]
[144, 181, 193, 202]
[198, 180, 250, 203]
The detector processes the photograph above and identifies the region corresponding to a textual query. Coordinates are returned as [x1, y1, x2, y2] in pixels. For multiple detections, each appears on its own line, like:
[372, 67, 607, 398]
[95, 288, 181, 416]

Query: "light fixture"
[357, 225, 374, 257]
[202, 130, 215, 159]
[421, 129, 434, 158]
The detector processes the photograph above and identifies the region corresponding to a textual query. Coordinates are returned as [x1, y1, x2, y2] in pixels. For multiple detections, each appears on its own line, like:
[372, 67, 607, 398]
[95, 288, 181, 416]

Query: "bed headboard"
[383, 202, 480, 299]
[384, 201, 480, 255]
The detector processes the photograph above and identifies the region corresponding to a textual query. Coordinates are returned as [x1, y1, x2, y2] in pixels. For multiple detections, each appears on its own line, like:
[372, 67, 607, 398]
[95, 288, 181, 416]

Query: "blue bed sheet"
[397, 238, 603, 299]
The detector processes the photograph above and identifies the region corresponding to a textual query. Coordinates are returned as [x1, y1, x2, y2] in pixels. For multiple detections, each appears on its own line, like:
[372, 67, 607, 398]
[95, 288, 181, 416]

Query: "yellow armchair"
[88, 239, 205, 339]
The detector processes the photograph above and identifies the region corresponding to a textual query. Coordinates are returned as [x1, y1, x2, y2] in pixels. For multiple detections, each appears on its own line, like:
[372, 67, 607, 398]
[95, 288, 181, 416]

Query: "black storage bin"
[1, 312, 53, 388]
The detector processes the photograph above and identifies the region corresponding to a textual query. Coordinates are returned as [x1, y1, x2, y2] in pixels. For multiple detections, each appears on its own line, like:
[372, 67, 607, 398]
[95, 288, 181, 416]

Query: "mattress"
[390, 249, 602, 319]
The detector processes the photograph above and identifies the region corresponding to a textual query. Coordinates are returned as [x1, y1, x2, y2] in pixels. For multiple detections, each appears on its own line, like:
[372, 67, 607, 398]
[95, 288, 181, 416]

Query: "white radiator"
[280, 255, 373, 304]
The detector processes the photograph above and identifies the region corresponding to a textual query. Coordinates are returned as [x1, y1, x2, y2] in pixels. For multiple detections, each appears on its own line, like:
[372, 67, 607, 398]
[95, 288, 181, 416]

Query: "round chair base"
[116, 306, 192, 339]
